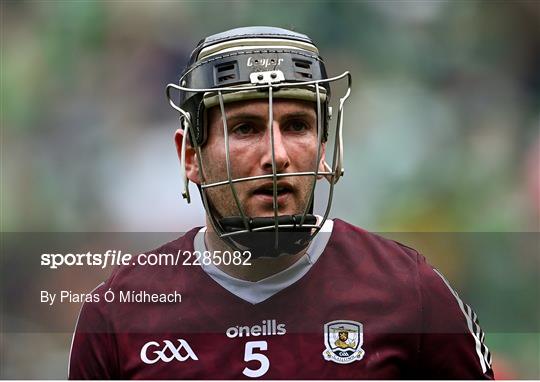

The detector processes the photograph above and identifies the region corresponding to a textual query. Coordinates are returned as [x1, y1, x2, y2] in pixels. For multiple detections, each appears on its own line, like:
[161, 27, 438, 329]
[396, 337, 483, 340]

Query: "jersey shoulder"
[330, 218, 422, 271]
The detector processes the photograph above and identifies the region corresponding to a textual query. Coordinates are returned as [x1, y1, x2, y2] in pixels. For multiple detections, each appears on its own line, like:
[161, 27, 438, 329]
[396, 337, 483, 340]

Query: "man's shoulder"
[330, 218, 421, 266]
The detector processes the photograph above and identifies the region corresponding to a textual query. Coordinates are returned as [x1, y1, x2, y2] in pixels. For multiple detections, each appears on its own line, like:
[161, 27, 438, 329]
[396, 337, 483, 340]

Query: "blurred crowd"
[2, 1, 539, 378]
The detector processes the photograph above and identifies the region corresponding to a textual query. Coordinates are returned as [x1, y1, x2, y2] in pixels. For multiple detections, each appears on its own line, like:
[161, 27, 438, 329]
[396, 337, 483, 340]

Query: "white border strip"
[198, 38, 318, 60]
[433, 269, 490, 374]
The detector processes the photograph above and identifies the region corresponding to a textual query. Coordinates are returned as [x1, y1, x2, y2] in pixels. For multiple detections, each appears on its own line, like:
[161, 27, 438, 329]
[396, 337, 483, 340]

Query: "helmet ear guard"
[165, 26, 352, 258]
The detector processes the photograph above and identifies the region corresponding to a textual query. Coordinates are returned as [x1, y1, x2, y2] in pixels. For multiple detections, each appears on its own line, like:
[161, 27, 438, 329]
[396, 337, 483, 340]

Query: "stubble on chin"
[203, 177, 314, 219]
[198, 149, 316, 218]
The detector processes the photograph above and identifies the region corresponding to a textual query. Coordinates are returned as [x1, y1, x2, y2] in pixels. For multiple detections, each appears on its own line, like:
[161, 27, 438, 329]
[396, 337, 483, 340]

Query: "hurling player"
[69, 26, 494, 379]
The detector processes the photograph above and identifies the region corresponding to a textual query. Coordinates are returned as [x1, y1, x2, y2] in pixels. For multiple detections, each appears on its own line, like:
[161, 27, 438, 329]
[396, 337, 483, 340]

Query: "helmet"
[166, 26, 351, 258]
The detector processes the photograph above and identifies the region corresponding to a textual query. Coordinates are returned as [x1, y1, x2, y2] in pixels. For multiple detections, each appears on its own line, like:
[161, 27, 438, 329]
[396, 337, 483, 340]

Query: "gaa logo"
[140, 339, 198, 364]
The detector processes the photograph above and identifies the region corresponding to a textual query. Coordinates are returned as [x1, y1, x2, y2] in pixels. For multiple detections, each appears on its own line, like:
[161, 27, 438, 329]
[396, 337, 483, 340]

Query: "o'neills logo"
[226, 319, 286, 338]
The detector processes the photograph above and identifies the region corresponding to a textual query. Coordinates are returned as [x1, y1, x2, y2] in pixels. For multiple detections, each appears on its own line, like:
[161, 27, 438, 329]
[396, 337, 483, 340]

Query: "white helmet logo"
[247, 57, 284, 68]
[140, 339, 198, 364]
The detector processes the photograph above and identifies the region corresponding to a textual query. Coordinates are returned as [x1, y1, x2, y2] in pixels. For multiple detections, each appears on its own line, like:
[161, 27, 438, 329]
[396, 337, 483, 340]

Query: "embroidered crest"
[322, 320, 365, 364]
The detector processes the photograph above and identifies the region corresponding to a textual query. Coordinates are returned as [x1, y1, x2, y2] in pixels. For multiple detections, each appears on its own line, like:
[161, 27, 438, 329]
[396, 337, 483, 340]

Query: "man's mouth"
[252, 182, 294, 199]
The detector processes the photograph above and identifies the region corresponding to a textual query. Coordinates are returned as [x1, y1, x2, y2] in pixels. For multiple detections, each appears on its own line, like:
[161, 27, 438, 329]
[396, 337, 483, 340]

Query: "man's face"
[197, 98, 326, 219]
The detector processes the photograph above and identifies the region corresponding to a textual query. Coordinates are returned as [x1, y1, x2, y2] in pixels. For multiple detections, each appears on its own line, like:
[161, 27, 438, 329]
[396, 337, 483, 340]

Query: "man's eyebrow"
[225, 113, 267, 122]
[225, 110, 317, 122]
[281, 111, 317, 120]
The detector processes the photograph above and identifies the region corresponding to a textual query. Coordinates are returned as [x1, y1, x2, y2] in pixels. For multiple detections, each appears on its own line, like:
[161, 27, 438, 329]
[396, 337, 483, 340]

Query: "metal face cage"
[166, 71, 351, 258]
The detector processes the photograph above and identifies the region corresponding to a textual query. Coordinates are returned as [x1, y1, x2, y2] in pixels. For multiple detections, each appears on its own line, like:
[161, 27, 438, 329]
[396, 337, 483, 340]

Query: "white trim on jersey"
[194, 218, 334, 304]
[67, 281, 105, 378]
[433, 269, 492, 374]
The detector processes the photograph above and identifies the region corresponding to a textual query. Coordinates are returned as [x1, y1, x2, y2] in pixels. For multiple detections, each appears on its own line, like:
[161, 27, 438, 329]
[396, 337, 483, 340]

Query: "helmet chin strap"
[198, 182, 318, 259]
[218, 214, 318, 259]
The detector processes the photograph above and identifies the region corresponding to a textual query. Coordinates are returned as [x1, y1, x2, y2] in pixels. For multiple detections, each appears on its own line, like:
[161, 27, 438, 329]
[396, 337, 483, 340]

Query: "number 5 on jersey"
[242, 341, 269, 378]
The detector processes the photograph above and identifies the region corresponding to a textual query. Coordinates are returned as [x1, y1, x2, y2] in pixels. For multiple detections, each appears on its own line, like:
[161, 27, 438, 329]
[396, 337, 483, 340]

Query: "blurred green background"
[1, 0, 539, 379]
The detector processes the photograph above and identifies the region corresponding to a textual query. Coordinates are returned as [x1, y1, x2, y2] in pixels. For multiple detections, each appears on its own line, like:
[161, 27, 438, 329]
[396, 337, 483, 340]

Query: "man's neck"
[204, 221, 307, 282]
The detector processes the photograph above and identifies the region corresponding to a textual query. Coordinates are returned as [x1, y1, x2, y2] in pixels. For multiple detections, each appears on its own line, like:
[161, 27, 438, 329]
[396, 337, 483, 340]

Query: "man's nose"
[260, 122, 290, 173]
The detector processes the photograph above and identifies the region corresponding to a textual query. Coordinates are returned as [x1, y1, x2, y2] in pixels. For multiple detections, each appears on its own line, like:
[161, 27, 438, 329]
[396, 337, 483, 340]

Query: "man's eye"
[287, 120, 310, 132]
[232, 123, 255, 135]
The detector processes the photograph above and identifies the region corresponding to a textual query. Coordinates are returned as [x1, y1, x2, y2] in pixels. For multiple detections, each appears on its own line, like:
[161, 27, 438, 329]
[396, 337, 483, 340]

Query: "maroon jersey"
[69, 219, 493, 379]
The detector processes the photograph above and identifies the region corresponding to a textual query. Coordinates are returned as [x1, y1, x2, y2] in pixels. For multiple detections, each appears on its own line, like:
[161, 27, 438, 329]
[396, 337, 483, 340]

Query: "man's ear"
[174, 129, 201, 184]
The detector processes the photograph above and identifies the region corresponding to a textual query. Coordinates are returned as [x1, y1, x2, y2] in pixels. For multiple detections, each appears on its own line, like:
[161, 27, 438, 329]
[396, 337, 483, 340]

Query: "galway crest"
[322, 320, 365, 364]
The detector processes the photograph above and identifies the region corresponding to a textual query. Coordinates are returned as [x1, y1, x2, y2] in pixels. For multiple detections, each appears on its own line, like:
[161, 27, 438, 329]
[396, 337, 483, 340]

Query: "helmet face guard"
[166, 27, 352, 258]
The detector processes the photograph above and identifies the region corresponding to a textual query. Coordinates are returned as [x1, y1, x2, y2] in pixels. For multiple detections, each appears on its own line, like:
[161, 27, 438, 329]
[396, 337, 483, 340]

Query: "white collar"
[193, 218, 334, 304]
